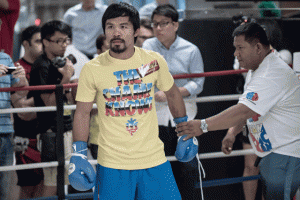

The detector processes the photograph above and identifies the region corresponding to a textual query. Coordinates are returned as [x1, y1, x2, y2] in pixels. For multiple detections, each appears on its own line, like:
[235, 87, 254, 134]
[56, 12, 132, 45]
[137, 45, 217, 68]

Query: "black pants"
[159, 125, 202, 200]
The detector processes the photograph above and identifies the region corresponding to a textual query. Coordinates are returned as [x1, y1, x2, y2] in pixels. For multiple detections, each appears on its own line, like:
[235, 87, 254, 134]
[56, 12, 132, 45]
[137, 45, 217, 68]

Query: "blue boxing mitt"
[173, 116, 199, 162]
[175, 135, 199, 162]
[68, 141, 96, 191]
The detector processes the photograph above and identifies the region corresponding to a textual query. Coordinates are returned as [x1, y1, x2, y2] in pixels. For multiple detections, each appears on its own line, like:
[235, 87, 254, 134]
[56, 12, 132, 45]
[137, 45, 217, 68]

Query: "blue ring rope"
[196, 175, 262, 188]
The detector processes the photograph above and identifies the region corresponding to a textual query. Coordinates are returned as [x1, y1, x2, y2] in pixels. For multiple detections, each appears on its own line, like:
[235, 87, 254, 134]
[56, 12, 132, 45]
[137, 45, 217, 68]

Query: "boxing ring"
[0, 69, 265, 200]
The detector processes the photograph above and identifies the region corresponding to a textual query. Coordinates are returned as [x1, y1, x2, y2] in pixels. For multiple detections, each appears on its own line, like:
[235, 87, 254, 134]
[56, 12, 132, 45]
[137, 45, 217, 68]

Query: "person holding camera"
[28, 20, 75, 197]
[0, 49, 28, 200]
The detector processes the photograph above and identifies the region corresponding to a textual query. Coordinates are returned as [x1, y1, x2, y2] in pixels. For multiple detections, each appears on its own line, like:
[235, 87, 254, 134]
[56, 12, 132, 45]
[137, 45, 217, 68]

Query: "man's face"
[28, 32, 43, 60]
[233, 35, 259, 70]
[105, 16, 139, 54]
[44, 31, 69, 58]
[152, 14, 178, 44]
[135, 26, 153, 47]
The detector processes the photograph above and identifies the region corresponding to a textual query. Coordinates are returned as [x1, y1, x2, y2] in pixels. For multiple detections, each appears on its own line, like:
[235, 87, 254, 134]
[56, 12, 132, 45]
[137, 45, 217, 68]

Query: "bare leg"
[41, 186, 57, 197]
[243, 143, 260, 200]
[19, 180, 44, 199]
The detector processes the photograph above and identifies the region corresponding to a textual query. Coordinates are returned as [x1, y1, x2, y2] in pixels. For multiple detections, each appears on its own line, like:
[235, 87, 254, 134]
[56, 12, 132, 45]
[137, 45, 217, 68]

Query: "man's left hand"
[175, 120, 203, 140]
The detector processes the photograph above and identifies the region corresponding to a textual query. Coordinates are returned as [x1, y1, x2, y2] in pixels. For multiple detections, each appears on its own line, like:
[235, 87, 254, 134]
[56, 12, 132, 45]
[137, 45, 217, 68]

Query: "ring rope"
[0, 94, 241, 114]
[0, 149, 254, 172]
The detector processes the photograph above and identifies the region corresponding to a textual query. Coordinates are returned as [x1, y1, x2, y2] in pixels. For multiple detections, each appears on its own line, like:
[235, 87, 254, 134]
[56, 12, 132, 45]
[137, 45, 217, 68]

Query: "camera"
[52, 54, 77, 68]
[6, 67, 17, 74]
[232, 14, 256, 26]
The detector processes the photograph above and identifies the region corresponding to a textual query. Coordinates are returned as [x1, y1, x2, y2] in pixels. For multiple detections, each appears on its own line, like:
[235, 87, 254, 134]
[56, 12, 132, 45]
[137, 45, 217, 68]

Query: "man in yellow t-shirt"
[68, 3, 187, 199]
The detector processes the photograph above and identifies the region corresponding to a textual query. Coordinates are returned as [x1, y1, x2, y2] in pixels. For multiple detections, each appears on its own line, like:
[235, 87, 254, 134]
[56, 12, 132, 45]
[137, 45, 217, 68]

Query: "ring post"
[55, 84, 65, 200]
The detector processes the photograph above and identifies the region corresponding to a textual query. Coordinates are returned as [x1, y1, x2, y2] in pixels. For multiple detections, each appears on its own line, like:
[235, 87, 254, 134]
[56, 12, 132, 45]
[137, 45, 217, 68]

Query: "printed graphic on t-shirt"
[246, 92, 259, 105]
[248, 124, 272, 152]
[126, 118, 138, 136]
[102, 60, 159, 136]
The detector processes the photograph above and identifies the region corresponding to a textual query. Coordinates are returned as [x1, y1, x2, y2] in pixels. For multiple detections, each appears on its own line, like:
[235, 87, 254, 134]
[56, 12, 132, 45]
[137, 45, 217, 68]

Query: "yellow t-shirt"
[76, 47, 174, 170]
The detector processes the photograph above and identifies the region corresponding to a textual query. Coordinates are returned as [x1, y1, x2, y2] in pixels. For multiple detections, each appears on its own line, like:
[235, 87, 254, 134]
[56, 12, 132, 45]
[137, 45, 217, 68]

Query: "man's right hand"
[0, 64, 9, 77]
[68, 141, 96, 191]
[58, 58, 74, 78]
[221, 132, 236, 155]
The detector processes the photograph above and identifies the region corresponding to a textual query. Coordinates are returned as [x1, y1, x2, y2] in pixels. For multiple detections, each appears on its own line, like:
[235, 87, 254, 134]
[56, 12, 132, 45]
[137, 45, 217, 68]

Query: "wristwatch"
[200, 119, 208, 133]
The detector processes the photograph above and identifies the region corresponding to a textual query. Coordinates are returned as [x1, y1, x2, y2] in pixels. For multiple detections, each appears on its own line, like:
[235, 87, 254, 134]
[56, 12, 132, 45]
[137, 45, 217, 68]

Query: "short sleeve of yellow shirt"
[76, 47, 174, 170]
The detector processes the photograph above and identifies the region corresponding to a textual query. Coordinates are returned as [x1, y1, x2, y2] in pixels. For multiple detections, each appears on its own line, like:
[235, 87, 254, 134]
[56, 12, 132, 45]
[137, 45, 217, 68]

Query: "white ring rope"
[0, 149, 254, 172]
[0, 94, 241, 114]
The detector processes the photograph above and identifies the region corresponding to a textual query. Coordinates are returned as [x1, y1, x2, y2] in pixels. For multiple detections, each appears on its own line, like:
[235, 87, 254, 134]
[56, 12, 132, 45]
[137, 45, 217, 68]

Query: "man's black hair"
[41, 20, 72, 41]
[232, 22, 270, 47]
[140, 18, 152, 31]
[21, 25, 41, 45]
[151, 4, 179, 22]
[102, 2, 140, 34]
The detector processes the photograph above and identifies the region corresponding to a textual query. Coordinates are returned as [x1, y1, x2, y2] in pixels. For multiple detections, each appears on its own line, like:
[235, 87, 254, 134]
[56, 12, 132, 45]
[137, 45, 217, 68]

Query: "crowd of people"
[0, 0, 299, 200]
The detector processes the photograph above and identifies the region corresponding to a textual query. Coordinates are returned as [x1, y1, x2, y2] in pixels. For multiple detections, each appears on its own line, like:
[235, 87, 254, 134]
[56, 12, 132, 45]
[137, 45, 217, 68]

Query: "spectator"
[63, 0, 108, 59]
[135, 18, 153, 47]
[68, 2, 186, 199]
[0, 0, 20, 58]
[95, 34, 109, 55]
[0, 24, 28, 200]
[28, 20, 74, 197]
[142, 4, 204, 198]
[11, 25, 44, 199]
[139, 0, 169, 20]
[177, 22, 300, 200]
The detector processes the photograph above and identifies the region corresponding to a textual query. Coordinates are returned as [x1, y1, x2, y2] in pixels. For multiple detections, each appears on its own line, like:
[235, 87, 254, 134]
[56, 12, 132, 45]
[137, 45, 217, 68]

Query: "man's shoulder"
[142, 37, 159, 49]
[65, 3, 82, 13]
[176, 37, 198, 50]
[138, 47, 164, 60]
[0, 52, 12, 65]
[32, 54, 50, 70]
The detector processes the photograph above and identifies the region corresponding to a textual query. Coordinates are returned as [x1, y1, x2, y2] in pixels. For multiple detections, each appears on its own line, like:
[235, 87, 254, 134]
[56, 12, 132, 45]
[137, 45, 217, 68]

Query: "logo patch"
[246, 92, 259, 101]
[126, 118, 138, 136]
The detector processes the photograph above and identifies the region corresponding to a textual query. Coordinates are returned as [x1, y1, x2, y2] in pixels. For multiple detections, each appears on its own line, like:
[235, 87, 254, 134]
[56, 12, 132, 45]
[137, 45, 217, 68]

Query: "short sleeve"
[76, 65, 97, 102]
[155, 54, 174, 92]
[238, 76, 286, 116]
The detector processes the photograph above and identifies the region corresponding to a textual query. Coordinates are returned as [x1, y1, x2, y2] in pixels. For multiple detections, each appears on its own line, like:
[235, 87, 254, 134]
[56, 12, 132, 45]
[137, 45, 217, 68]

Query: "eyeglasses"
[151, 21, 172, 28]
[47, 37, 71, 45]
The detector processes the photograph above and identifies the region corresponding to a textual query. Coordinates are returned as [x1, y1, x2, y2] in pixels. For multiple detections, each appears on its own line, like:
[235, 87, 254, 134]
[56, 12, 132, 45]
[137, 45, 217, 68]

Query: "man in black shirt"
[29, 20, 74, 197]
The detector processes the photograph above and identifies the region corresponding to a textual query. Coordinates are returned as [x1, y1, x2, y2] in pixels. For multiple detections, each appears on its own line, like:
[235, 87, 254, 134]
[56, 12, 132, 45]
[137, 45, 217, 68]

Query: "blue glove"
[68, 141, 96, 191]
[174, 116, 199, 162]
[175, 135, 199, 162]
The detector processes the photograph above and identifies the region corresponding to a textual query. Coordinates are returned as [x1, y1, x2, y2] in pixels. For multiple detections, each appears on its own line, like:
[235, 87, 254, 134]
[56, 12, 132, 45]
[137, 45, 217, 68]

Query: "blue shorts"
[93, 161, 181, 200]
